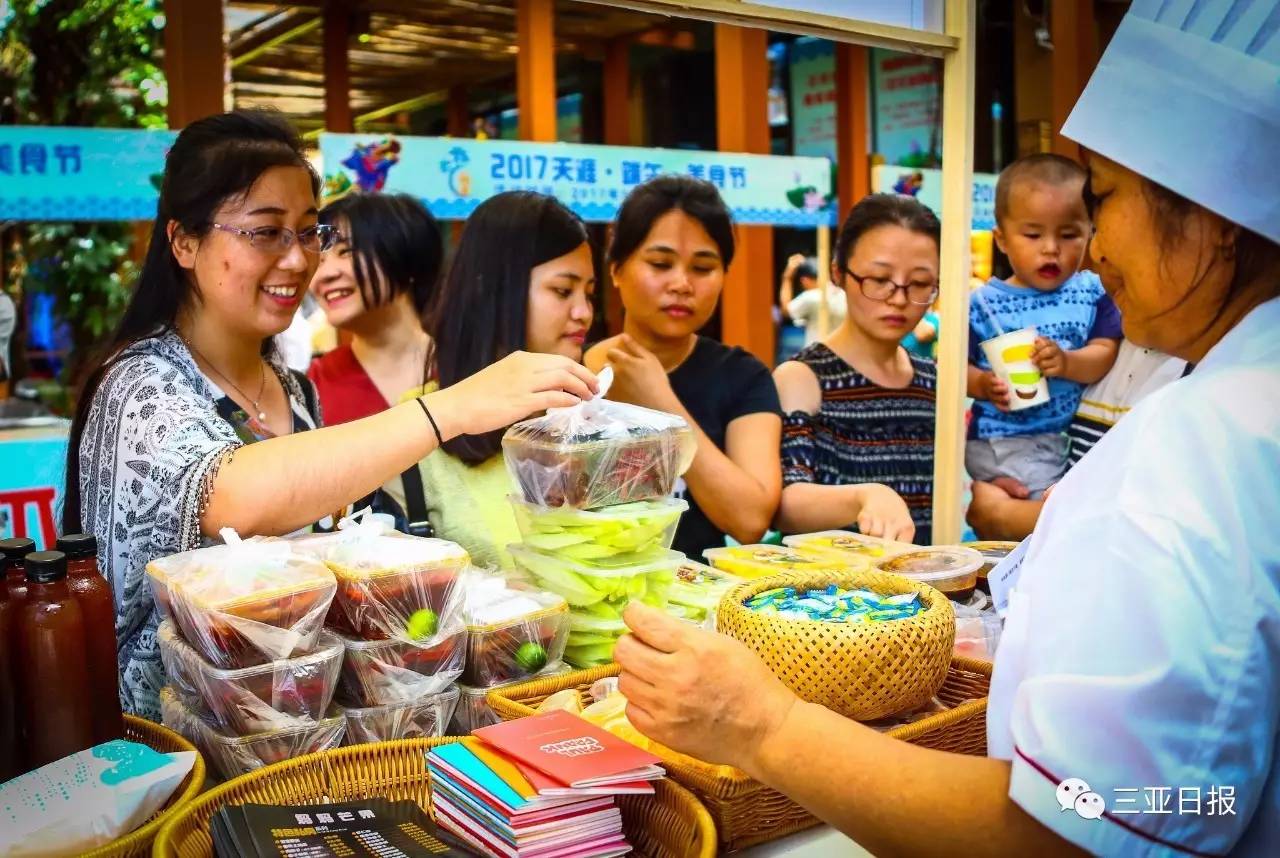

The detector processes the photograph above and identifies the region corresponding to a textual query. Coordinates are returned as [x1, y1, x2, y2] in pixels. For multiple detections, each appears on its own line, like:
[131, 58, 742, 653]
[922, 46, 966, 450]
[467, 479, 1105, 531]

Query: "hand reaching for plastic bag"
[614, 602, 797, 769]
[427, 350, 598, 439]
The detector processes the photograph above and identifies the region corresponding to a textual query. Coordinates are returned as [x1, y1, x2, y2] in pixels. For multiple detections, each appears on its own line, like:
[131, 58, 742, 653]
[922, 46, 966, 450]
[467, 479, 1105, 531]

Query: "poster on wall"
[320, 133, 837, 226]
[789, 37, 837, 161]
[0, 127, 175, 221]
[871, 164, 997, 230]
[870, 48, 942, 167]
[0, 429, 68, 550]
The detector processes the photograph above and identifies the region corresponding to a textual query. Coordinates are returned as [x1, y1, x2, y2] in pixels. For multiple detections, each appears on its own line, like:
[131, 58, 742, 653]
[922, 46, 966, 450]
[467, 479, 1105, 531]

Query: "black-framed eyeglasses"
[211, 222, 339, 254]
[843, 268, 939, 305]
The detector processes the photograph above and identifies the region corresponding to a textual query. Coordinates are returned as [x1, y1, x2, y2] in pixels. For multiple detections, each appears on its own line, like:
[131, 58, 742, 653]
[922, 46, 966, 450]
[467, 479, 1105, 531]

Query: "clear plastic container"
[452, 664, 574, 734]
[335, 624, 466, 706]
[782, 530, 917, 565]
[502, 397, 695, 509]
[158, 620, 343, 734]
[962, 541, 1020, 594]
[146, 538, 337, 668]
[509, 497, 688, 563]
[703, 544, 862, 579]
[878, 546, 985, 602]
[160, 686, 345, 781]
[341, 686, 460, 745]
[667, 560, 743, 627]
[300, 533, 470, 642]
[462, 580, 569, 688]
[563, 613, 629, 668]
[507, 542, 679, 613]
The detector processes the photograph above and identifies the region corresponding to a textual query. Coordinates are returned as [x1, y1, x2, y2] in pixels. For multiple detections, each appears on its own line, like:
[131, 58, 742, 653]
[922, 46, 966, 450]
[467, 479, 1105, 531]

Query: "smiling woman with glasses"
[62, 110, 597, 721]
[772, 193, 942, 543]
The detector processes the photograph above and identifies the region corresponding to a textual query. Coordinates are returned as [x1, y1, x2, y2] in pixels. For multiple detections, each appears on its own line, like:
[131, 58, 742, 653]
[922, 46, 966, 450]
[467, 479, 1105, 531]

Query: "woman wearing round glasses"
[772, 194, 941, 543]
[63, 111, 596, 720]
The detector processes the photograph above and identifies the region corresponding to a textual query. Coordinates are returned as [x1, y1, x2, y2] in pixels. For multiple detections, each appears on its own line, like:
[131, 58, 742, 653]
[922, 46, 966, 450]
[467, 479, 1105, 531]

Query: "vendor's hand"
[605, 335, 680, 412]
[615, 602, 798, 770]
[978, 371, 1012, 412]
[426, 351, 597, 439]
[1032, 336, 1068, 377]
[853, 483, 915, 542]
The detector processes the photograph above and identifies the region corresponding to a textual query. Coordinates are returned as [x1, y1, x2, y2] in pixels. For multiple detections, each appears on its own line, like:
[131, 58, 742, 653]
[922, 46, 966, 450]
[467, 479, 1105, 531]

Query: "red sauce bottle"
[0, 536, 35, 606]
[0, 550, 15, 781]
[17, 551, 95, 769]
[57, 534, 124, 745]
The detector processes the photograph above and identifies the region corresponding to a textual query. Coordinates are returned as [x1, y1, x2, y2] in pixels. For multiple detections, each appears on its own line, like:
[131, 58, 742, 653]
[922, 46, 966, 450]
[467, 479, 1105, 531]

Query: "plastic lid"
[25, 550, 68, 583]
[507, 542, 683, 578]
[509, 496, 689, 520]
[56, 533, 98, 559]
[879, 547, 984, 580]
[0, 537, 36, 569]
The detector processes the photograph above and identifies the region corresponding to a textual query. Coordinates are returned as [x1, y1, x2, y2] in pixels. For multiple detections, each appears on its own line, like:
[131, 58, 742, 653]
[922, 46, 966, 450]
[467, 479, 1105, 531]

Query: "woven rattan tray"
[153, 737, 716, 858]
[487, 656, 992, 851]
[78, 715, 206, 858]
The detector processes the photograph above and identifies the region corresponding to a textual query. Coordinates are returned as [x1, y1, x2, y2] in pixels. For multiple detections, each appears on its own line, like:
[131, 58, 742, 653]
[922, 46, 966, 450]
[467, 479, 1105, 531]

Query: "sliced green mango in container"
[523, 531, 592, 550]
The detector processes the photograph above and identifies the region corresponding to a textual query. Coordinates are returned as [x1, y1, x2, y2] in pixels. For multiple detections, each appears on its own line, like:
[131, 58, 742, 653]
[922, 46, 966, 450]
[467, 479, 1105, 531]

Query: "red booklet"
[473, 711, 663, 789]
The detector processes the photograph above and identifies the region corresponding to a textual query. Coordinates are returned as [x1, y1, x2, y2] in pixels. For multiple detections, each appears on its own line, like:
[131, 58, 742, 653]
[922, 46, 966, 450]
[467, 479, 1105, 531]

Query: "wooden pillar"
[163, 0, 226, 127]
[933, 0, 977, 545]
[603, 39, 631, 146]
[714, 24, 773, 365]
[447, 86, 470, 137]
[835, 42, 871, 220]
[323, 2, 353, 132]
[516, 0, 557, 142]
[1050, 0, 1096, 159]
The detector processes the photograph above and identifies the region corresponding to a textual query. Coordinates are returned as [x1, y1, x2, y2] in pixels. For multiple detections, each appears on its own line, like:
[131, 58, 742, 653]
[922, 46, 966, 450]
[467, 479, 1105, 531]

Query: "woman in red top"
[307, 192, 443, 423]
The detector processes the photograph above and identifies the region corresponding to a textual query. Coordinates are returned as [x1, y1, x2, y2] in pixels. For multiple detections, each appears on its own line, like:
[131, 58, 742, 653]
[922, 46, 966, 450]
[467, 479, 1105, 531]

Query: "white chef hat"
[1062, 0, 1279, 244]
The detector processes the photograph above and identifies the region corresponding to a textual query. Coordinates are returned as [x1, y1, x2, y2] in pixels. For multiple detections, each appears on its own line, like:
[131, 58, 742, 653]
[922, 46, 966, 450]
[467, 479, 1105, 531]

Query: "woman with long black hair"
[384, 190, 596, 569]
[65, 112, 596, 719]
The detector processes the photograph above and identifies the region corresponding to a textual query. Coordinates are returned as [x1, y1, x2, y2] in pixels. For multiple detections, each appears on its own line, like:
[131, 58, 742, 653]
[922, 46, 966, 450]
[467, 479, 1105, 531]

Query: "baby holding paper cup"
[965, 155, 1122, 499]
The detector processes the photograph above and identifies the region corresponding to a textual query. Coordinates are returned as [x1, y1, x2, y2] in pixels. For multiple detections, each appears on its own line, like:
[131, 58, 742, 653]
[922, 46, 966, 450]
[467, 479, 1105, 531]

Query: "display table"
[739, 826, 873, 857]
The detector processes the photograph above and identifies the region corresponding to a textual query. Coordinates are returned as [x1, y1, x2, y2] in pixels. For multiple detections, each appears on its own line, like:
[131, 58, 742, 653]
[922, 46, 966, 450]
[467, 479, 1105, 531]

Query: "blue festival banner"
[319, 133, 836, 227]
[0, 127, 176, 221]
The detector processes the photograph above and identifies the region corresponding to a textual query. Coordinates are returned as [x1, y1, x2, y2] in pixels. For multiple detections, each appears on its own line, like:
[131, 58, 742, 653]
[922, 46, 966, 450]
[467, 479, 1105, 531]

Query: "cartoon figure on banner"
[893, 170, 925, 197]
[322, 171, 354, 205]
[342, 138, 401, 192]
[439, 146, 472, 197]
[785, 169, 834, 215]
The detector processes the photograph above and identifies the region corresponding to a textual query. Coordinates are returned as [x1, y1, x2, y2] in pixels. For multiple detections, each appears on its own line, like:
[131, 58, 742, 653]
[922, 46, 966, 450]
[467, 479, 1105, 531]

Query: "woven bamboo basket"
[153, 737, 716, 858]
[716, 569, 955, 721]
[487, 657, 992, 851]
[78, 715, 206, 858]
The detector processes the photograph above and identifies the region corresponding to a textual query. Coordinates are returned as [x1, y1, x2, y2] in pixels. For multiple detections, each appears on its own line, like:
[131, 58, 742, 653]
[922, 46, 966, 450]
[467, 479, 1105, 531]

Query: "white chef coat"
[987, 297, 1280, 856]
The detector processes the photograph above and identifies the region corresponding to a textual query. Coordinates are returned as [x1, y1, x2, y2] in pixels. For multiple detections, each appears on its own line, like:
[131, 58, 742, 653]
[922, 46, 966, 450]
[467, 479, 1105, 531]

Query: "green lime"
[514, 641, 548, 673]
[406, 608, 438, 640]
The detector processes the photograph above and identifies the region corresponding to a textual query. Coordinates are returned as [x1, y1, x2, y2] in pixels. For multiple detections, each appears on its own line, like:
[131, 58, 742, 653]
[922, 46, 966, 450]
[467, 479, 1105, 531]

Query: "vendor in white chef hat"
[613, 2, 1280, 855]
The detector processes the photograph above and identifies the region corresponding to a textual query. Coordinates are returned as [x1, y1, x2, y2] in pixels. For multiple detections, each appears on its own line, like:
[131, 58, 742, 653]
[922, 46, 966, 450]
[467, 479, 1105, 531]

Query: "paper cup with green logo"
[980, 327, 1050, 411]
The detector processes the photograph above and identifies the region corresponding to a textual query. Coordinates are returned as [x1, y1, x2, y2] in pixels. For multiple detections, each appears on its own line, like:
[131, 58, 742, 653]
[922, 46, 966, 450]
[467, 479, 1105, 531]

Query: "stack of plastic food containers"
[149, 534, 348, 780]
[291, 522, 469, 745]
[451, 575, 572, 733]
[501, 373, 696, 667]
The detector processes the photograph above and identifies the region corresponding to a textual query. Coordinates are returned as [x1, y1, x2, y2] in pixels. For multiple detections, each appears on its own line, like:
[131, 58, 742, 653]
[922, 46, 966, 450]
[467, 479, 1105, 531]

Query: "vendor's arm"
[603, 335, 781, 544]
[203, 351, 596, 536]
[773, 360, 916, 541]
[616, 604, 1085, 858]
[966, 480, 1044, 541]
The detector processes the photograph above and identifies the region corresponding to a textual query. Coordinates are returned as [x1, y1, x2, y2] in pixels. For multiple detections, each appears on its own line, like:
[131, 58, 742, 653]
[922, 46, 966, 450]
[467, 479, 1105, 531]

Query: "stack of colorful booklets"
[427, 710, 664, 858]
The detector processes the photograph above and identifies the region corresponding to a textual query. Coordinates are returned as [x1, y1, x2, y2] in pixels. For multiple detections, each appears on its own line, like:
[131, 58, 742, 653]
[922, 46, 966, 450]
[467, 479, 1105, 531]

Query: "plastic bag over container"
[335, 622, 467, 706]
[462, 576, 569, 687]
[0, 739, 195, 858]
[502, 367, 695, 509]
[341, 686, 460, 745]
[158, 620, 343, 734]
[291, 514, 470, 642]
[146, 529, 337, 668]
[160, 687, 345, 782]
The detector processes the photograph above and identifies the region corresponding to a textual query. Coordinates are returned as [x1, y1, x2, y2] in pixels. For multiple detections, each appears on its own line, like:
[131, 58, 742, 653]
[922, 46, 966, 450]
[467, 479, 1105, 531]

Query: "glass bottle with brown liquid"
[0, 549, 15, 781]
[0, 536, 35, 606]
[57, 534, 124, 745]
[17, 551, 95, 769]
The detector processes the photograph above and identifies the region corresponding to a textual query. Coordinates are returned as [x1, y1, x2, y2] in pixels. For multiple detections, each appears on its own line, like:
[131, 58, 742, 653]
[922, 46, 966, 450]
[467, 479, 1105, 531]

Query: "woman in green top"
[386, 191, 597, 569]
